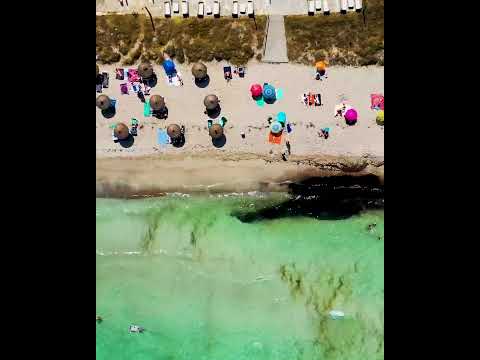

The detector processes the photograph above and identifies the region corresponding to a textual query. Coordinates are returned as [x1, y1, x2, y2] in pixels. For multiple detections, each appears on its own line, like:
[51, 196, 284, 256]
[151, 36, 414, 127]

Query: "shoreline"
[96, 152, 384, 198]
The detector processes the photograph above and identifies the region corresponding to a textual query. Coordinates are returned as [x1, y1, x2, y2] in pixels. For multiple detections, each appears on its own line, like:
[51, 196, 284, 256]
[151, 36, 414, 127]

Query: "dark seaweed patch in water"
[233, 175, 384, 222]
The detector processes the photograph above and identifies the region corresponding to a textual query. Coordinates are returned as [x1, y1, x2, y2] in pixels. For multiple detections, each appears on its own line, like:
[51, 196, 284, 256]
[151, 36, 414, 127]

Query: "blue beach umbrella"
[270, 121, 283, 134]
[277, 111, 287, 125]
[263, 84, 276, 101]
[163, 59, 176, 75]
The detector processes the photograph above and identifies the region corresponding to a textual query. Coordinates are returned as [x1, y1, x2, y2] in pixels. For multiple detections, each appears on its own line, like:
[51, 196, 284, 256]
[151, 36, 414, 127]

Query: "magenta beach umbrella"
[344, 108, 358, 125]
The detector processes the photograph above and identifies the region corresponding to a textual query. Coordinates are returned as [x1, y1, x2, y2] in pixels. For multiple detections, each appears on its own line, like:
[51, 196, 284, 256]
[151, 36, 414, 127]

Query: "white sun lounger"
[315, 0, 322, 11]
[182, 0, 189, 17]
[322, 0, 330, 15]
[172, 1, 179, 13]
[240, 3, 246, 14]
[206, 4, 212, 15]
[247, 0, 254, 17]
[308, 0, 315, 15]
[340, 0, 348, 14]
[348, 0, 354, 9]
[164, 1, 171, 17]
[213, 0, 220, 18]
[355, 0, 362, 12]
[232, 0, 239, 18]
[198, 1, 204, 18]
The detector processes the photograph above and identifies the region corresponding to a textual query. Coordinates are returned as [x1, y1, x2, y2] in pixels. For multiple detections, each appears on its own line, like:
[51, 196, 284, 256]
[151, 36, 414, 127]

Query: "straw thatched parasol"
[96, 94, 111, 110]
[138, 62, 154, 78]
[204, 94, 219, 110]
[167, 124, 182, 139]
[209, 123, 223, 139]
[96, 64, 99, 77]
[192, 62, 207, 79]
[114, 123, 130, 140]
[149, 95, 165, 110]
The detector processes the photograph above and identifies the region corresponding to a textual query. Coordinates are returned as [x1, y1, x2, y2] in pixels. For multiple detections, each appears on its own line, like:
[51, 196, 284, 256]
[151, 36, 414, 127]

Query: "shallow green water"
[96, 195, 384, 360]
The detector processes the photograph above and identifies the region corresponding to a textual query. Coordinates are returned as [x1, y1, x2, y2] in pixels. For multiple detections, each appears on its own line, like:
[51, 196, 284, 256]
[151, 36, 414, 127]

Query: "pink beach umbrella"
[344, 108, 358, 125]
[250, 84, 262, 98]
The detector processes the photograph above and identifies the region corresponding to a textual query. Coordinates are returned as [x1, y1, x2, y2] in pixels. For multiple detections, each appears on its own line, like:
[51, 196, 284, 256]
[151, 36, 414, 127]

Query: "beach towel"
[110, 99, 117, 108]
[276, 88, 284, 100]
[96, 83, 102, 93]
[268, 132, 283, 145]
[255, 97, 265, 107]
[157, 129, 171, 146]
[120, 83, 129, 95]
[116, 68, 124, 80]
[128, 69, 140, 82]
[143, 102, 151, 117]
[124, 68, 129, 80]
[102, 72, 109, 88]
[371, 94, 384, 110]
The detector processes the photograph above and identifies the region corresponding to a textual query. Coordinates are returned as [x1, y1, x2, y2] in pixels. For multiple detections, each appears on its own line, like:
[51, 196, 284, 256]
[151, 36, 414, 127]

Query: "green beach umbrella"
[96, 94, 111, 110]
[149, 95, 165, 111]
[209, 123, 223, 139]
[204, 94, 219, 110]
[192, 62, 207, 79]
[376, 110, 384, 125]
[114, 123, 130, 140]
[167, 124, 182, 139]
[138, 62, 154, 78]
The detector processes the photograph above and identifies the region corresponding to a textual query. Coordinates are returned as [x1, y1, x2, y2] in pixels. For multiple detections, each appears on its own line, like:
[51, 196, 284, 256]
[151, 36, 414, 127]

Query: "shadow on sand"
[205, 105, 221, 119]
[172, 134, 186, 148]
[143, 74, 158, 88]
[117, 134, 135, 148]
[101, 106, 116, 119]
[212, 134, 227, 148]
[195, 75, 210, 88]
[231, 174, 384, 222]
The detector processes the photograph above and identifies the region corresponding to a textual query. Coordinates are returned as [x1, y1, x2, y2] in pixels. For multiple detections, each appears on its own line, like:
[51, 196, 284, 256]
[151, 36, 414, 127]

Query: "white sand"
[96, 62, 384, 158]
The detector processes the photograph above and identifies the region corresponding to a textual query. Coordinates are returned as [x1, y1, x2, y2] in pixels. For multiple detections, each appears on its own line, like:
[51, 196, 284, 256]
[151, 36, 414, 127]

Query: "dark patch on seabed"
[232, 175, 384, 222]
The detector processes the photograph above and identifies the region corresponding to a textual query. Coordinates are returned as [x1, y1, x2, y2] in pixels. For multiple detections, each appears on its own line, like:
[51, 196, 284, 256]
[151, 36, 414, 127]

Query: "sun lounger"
[197, 1, 204, 18]
[340, 0, 347, 14]
[232, 1, 239, 18]
[172, 1, 179, 13]
[182, 0, 189, 17]
[308, 0, 314, 15]
[239, 3, 246, 14]
[268, 132, 282, 145]
[355, 0, 362, 12]
[238, 66, 245, 78]
[213, 0, 220, 18]
[115, 68, 124, 80]
[247, 1, 254, 17]
[224, 66, 232, 80]
[206, 4, 212, 14]
[322, 0, 330, 14]
[96, 83, 102, 93]
[348, 0, 354, 9]
[102, 72, 109, 88]
[164, 1, 171, 17]
[157, 129, 171, 145]
[315, 0, 321, 11]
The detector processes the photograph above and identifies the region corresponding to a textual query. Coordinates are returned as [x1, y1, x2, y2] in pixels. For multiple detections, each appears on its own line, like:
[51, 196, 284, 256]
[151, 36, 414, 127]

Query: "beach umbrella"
[270, 121, 283, 134]
[167, 124, 182, 139]
[376, 110, 384, 125]
[114, 123, 129, 140]
[96, 94, 111, 110]
[315, 61, 327, 70]
[138, 62, 154, 78]
[250, 84, 262, 98]
[345, 108, 358, 125]
[209, 123, 224, 139]
[149, 95, 165, 110]
[204, 94, 219, 110]
[191, 62, 207, 79]
[263, 84, 276, 101]
[163, 59, 176, 75]
[277, 111, 287, 125]
[96, 64, 99, 77]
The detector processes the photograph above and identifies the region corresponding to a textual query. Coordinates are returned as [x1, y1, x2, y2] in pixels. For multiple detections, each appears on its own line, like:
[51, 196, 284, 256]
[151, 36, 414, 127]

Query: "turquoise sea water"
[96, 195, 384, 359]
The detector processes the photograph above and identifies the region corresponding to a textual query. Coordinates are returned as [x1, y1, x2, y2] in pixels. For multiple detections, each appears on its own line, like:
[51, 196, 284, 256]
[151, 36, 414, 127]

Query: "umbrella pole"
[144, 7, 156, 32]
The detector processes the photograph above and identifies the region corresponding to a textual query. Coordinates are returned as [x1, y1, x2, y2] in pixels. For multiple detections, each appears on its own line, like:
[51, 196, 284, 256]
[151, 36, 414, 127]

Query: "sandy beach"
[96, 62, 383, 194]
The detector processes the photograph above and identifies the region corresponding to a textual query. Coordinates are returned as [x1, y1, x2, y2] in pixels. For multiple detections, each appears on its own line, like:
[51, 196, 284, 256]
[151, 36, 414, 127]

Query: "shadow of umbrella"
[101, 107, 116, 119]
[143, 73, 158, 88]
[212, 134, 226, 148]
[205, 105, 221, 119]
[118, 134, 135, 148]
[172, 134, 186, 148]
[194, 74, 210, 88]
